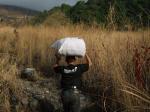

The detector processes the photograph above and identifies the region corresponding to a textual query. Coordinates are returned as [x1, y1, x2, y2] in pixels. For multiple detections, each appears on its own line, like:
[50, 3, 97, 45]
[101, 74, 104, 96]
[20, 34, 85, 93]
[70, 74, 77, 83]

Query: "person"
[53, 53, 92, 112]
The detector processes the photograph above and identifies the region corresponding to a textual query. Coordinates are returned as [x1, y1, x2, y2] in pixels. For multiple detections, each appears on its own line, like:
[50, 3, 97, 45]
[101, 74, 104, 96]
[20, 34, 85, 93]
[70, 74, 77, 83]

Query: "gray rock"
[21, 68, 38, 81]
[21, 98, 28, 106]
[29, 98, 39, 111]
[19, 78, 61, 111]
[80, 93, 93, 109]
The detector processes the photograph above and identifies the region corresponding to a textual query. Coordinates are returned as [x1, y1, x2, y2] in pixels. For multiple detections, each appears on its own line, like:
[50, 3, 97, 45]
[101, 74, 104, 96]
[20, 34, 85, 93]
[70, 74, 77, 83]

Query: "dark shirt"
[54, 64, 89, 89]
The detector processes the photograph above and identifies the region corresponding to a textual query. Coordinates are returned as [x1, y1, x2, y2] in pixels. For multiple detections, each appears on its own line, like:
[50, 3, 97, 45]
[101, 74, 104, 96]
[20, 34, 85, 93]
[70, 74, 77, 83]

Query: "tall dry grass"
[0, 25, 149, 111]
[0, 54, 21, 112]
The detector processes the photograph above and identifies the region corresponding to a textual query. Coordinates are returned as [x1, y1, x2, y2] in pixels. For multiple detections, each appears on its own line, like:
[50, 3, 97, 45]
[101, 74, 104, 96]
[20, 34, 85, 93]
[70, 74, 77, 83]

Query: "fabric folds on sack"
[51, 37, 86, 57]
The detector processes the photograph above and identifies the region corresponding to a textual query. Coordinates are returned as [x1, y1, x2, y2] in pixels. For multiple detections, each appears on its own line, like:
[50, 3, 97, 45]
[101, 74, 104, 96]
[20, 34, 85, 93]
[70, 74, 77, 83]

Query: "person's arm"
[53, 54, 63, 73]
[78, 53, 92, 73]
[84, 53, 92, 67]
[53, 53, 61, 67]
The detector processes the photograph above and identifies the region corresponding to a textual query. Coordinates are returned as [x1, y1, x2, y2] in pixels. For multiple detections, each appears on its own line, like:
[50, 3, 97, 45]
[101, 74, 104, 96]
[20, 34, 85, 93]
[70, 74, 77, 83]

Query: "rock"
[21, 68, 38, 81]
[9, 90, 20, 112]
[29, 98, 39, 111]
[33, 94, 45, 100]
[19, 78, 61, 111]
[21, 98, 28, 106]
[38, 98, 55, 112]
[80, 93, 93, 109]
[45, 90, 50, 94]
[10, 95, 19, 105]
[81, 103, 100, 112]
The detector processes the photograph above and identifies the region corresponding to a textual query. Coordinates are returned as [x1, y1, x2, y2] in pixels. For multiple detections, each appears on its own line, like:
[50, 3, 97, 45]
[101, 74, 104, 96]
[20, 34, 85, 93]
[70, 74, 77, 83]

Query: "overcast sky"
[0, 0, 79, 11]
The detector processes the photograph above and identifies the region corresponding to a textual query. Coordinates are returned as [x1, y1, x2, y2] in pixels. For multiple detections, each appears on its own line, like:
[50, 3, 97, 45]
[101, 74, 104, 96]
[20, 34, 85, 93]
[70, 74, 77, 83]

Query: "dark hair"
[65, 56, 76, 63]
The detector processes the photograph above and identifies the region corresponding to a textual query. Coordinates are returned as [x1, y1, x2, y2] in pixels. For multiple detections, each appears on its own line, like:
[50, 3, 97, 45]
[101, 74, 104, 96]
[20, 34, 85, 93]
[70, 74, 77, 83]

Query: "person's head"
[65, 56, 76, 64]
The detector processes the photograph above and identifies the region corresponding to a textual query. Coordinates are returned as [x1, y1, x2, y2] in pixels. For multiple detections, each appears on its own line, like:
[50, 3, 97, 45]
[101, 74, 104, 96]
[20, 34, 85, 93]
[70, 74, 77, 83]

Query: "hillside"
[31, 0, 150, 29]
[0, 4, 39, 26]
[0, 4, 38, 17]
[31, 7, 70, 26]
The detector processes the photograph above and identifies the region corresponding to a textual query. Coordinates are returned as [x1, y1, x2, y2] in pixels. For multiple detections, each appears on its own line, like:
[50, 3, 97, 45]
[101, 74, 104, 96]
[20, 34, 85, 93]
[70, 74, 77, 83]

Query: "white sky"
[0, 0, 79, 11]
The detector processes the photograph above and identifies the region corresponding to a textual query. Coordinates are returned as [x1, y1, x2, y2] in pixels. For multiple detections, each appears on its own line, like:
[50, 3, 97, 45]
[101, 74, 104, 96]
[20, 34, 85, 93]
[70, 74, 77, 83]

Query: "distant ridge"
[0, 4, 39, 17]
[0, 4, 40, 26]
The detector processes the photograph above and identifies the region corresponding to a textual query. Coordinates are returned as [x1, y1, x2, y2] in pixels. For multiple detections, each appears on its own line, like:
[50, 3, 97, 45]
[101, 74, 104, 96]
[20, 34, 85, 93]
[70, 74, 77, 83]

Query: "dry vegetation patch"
[0, 25, 149, 111]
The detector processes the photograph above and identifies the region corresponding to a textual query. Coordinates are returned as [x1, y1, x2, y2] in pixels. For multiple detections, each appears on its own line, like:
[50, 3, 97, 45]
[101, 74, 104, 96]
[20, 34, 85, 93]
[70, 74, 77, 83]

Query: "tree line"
[32, 0, 150, 29]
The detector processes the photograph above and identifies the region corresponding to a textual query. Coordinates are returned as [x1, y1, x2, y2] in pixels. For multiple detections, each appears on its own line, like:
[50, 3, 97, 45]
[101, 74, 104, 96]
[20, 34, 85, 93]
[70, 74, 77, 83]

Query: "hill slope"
[31, 7, 70, 26]
[0, 4, 39, 26]
[31, 0, 150, 29]
[0, 4, 39, 17]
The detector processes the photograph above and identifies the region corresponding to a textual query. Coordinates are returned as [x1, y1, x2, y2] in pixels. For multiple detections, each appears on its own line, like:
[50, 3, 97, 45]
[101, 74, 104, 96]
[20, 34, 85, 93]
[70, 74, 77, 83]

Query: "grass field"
[0, 25, 150, 112]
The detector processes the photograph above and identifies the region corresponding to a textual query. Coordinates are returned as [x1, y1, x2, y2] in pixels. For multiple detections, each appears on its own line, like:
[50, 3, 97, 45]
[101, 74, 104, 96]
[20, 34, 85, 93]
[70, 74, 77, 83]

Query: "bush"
[30, 0, 150, 28]
[31, 10, 49, 25]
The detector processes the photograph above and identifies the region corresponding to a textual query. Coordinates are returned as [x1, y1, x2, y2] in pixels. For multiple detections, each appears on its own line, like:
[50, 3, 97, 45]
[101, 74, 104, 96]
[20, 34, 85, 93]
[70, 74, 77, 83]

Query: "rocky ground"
[3, 68, 96, 112]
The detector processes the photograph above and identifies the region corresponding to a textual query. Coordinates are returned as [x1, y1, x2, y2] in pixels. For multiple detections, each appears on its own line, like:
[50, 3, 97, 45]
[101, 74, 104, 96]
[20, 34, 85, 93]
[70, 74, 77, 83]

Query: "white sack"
[51, 37, 86, 57]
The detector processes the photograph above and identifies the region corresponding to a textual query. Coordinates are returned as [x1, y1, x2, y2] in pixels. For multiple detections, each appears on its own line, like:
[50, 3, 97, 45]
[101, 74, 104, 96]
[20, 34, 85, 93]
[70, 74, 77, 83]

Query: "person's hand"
[84, 53, 92, 66]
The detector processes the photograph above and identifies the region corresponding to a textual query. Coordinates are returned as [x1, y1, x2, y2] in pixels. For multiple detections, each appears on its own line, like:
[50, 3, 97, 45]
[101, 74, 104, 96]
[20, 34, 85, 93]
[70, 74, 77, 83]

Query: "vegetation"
[0, 25, 149, 111]
[69, 0, 150, 27]
[0, 0, 149, 112]
[31, 0, 150, 29]
[31, 10, 49, 25]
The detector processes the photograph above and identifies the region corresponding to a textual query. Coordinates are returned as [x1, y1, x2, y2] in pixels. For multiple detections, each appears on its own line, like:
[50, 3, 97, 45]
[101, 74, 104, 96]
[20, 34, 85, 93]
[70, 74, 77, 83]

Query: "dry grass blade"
[122, 85, 150, 100]
[120, 89, 150, 104]
[0, 25, 149, 111]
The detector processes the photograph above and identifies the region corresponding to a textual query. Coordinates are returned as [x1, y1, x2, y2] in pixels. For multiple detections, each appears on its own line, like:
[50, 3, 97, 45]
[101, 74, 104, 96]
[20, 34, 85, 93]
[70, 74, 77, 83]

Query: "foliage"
[43, 8, 70, 26]
[0, 26, 150, 111]
[61, 4, 71, 16]
[30, 0, 150, 28]
[67, 0, 150, 28]
[30, 10, 49, 25]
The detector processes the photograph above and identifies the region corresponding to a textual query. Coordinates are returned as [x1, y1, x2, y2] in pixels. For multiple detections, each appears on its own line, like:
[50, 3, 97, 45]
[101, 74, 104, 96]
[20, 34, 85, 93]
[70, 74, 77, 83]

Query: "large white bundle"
[51, 37, 86, 57]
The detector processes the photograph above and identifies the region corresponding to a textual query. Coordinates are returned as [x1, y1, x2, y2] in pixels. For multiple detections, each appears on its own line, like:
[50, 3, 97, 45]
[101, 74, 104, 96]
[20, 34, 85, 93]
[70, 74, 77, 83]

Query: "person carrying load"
[51, 37, 92, 112]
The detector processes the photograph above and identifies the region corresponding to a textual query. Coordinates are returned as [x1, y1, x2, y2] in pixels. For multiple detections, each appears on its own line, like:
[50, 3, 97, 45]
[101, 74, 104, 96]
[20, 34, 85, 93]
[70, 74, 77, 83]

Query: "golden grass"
[0, 25, 149, 111]
[0, 54, 19, 112]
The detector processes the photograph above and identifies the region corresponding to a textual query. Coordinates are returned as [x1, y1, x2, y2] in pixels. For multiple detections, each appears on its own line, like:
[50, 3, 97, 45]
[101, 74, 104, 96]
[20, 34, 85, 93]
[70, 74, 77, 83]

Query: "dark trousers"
[61, 89, 80, 112]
